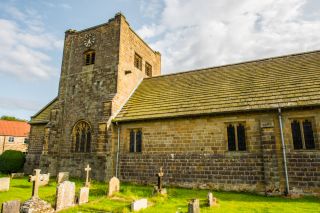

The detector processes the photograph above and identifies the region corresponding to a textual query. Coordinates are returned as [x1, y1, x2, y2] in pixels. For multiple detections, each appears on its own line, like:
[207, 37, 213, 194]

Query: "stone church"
[25, 13, 320, 195]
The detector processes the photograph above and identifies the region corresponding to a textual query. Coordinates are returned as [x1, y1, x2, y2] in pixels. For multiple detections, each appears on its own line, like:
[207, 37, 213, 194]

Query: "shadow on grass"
[13, 185, 30, 188]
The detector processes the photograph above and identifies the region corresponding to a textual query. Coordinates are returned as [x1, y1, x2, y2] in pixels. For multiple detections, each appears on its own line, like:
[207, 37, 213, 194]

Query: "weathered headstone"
[188, 199, 200, 213]
[78, 187, 89, 205]
[0, 177, 10, 192]
[20, 169, 54, 213]
[56, 172, 69, 184]
[1, 200, 20, 213]
[39, 173, 50, 186]
[11, 173, 24, 178]
[84, 164, 91, 187]
[108, 176, 120, 196]
[131, 198, 148, 211]
[208, 192, 217, 207]
[55, 181, 75, 211]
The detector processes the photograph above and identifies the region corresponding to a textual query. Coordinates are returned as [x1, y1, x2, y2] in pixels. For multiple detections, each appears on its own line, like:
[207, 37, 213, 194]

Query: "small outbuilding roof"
[114, 50, 320, 122]
[0, 120, 30, 137]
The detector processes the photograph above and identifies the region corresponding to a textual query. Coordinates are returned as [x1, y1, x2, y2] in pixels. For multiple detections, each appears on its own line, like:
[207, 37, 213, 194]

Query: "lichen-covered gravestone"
[56, 172, 69, 184]
[108, 176, 120, 196]
[188, 199, 200, 213]
[38, 173, 50, 186]
[131, 198, 148, 211]
[78, 187, 89, 204]
[1, 200, 20, 213]
[0, 177, 10, 191]
[55, 181, 75, 211]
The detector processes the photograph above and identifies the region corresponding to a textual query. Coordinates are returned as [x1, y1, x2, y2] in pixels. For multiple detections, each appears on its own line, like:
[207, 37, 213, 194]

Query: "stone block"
[78, 187, 89, 205]
[188, 199, 200, 213]
[131, 198, 148, 211]
[10, 173, 24, 179]
[20, 197, 54, 213]
[56, 172, 69, 184]
[39, 173, 50, 186]
[1, 200, 20, 213]
[55, 181, 75, 211]
[108, 176, 120, 196]
[208, 192, 217, 207]
[0, 177, 10, 192]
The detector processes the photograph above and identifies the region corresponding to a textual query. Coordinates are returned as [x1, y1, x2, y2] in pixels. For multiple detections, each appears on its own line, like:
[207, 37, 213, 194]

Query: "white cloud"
[138, 0, 320, 73]
[139, 0, 163, 18]
[0, 7, 63, 79]
[0, 96, 40, 112]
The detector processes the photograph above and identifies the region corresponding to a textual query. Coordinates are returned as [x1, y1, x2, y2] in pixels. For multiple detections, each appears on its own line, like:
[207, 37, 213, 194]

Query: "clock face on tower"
[84, 33, 96, 48]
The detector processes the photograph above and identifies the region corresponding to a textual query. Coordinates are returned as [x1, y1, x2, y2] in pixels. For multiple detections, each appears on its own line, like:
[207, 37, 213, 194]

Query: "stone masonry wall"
[281, 109, 320, 195]
[24, 124, 46, 174]
[112, 15, 161, 115]
[117, 108, 320, 194]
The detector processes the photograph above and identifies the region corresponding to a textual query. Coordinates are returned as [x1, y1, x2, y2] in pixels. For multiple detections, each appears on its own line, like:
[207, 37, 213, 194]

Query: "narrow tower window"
[134, 53, 142, 70]
[145, 62, 152, 77]
[84, 50, 95, 65]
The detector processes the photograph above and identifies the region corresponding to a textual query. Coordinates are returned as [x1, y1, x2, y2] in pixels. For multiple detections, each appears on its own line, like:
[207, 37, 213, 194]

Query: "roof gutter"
[278, 107, 290, 195]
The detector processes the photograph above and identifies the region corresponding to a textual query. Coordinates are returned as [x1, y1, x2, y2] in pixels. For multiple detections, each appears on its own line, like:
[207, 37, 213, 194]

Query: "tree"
[0, 115, 26, 122]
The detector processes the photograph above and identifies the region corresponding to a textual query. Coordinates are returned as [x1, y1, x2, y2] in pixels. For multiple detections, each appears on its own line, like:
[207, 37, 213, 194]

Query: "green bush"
[0, 150, 26, 174]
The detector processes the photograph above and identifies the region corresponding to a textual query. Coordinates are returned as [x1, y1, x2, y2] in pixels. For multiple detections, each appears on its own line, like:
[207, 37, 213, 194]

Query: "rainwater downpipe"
[278, 108, 290, 195]
[115, 122, 120, 178]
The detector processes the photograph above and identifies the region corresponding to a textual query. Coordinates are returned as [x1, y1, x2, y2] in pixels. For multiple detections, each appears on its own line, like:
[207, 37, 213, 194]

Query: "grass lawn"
[0, 175, 319, 212]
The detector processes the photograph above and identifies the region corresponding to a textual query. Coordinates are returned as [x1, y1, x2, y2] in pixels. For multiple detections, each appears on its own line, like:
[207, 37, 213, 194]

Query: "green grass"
[0, 176, 319, 212]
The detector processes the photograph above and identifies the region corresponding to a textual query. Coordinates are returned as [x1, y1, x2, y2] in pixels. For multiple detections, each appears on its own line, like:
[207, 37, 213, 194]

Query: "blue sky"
[1, 0, 320, 120]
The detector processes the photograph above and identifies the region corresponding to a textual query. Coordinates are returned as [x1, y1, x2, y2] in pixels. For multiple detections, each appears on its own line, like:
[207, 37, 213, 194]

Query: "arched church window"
[84, 50, 95, 65]
[72, 121, 92, 153]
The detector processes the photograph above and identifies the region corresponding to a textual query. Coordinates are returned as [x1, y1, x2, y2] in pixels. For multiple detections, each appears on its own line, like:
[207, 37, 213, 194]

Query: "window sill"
[225, 151, 250, 155]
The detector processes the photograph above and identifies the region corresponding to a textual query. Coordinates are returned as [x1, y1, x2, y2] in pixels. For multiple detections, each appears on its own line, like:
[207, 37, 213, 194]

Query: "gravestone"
[11, 173, 24, 178]
[0, 177, 10, 191]
[108, 176, 120, 196]
[131, 198, 148, 211]
[208, 192, 217, 207]
[39, 173, 50, 186]
[84, 164, 91, 187]
[188, 199, 200, 213]
[56, 172, 69, 184]
[20, 169, 54, 213]
[55, 181, 75, 211]
[78, 187, 89, 205]
[154, 167, 167, 195]
[1, 200, 20, 213]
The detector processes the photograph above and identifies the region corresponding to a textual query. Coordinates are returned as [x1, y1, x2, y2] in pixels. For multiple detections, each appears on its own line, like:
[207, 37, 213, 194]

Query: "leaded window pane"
[237, 124, 246, 151]
[227, 124, 236, 151]
[291, 120, 303, 149]
[75, 132, 80, 152]
[73, 121, 91, 153]
[130, 130, 135, 152]
[303, 120, 315, 149]
[86, 131, 91, 152]
[80, 131, 86, 152]
[136, 130, 142, 152]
